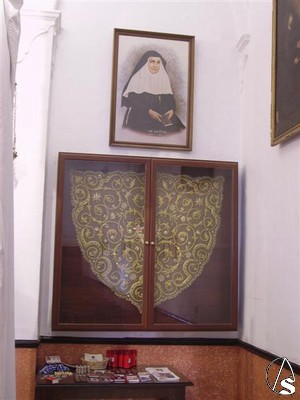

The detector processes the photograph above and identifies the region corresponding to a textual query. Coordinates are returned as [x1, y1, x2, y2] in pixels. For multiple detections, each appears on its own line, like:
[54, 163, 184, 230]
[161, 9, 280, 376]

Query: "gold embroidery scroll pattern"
[71, 171, 145, 312]
[154, 174, 224, 306]
[71, 170, 224, 313]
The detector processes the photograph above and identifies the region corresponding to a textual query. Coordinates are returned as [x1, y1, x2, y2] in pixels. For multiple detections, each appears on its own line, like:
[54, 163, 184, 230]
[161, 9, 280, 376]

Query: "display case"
[52, 153, 238, 331]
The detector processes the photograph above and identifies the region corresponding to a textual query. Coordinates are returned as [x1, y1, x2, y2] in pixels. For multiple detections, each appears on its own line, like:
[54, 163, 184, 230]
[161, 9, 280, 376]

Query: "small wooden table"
[35, 369, 193, 400]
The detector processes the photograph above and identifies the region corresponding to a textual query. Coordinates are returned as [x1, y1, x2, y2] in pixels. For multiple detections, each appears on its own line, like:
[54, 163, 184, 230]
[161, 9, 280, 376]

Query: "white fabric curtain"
[0, 1, 22, 399]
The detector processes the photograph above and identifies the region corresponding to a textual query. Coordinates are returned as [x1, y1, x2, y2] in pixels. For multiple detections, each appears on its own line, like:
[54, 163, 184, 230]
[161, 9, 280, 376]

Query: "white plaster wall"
[47, 1, 242, 160]
[14, 0, 300, 364]
[239, 1, 300, 365]
[14, 8, 61, 340]
[38, 1, 242, 338]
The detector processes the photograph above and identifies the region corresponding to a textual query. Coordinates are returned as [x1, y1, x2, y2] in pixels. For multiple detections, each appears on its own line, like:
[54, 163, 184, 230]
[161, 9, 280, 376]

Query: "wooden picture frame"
[109, 29, 195, 151]
[271, 0, 300, 145]
[52, 152, 238, 332]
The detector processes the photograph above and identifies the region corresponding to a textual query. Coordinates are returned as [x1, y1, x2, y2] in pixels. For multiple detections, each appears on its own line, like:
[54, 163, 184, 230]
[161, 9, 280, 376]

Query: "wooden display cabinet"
[52, 153, 238, 331]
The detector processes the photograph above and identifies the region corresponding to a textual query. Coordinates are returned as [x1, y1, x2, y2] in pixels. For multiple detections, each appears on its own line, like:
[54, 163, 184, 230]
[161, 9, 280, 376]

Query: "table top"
[36, 366, 194, 388]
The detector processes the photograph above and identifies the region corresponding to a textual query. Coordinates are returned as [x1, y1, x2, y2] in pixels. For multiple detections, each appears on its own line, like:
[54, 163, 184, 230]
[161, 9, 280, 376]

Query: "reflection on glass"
[153, 166, 231, 325]
[60, 161, 146, 325]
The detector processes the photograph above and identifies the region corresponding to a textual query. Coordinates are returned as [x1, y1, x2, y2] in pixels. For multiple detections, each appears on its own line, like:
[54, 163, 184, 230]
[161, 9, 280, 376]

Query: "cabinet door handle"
[144, 241, 149, 245]
[150, 241, 155, 245]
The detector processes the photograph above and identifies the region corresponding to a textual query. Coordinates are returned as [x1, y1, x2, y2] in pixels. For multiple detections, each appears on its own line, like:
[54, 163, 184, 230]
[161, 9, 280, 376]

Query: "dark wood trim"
[15, 340, 39, 348]
[39, 336, 239, 346]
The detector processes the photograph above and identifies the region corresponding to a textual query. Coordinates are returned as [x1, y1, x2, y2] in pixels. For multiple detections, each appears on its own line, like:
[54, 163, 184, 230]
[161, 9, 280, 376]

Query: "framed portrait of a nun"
[109, 29, 195, 151]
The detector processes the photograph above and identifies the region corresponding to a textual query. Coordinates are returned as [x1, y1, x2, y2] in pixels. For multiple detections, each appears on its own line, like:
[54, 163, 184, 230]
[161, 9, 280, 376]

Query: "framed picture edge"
[109, 28, 195, 151]
[270, 0, 300, 146]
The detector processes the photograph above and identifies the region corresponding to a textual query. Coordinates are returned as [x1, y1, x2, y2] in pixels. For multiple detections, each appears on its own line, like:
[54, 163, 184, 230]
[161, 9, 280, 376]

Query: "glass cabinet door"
[149, 159, 238, 330]
[52, 154, 151, 330]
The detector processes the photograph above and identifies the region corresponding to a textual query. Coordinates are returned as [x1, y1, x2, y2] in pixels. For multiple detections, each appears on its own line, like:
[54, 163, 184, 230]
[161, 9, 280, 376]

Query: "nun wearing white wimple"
[121, 50, 185, 134]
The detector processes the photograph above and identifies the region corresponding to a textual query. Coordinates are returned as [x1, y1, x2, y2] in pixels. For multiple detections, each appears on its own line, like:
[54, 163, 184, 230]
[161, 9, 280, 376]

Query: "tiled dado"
[238, 348, 300, 400]
[16, 342, 300, 400]
[16, 347, 37, 400]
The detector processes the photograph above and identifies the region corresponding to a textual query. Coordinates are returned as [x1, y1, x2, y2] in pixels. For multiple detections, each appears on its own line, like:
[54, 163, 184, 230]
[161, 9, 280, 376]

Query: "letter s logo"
[266, 357, 296, 395]
[279, 377, 296, 395]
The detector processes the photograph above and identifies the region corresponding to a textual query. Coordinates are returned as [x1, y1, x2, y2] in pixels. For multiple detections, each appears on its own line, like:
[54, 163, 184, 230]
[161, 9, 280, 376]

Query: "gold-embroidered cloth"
[70, 170, 224, 313]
